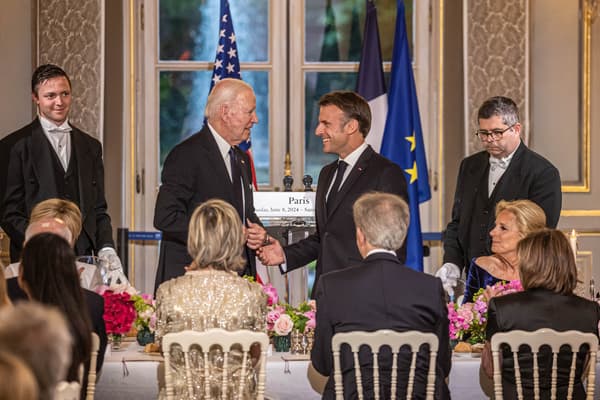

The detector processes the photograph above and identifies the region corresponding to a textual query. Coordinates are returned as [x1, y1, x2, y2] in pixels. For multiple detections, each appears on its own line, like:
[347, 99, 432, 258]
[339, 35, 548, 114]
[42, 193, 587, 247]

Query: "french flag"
[356, 0, 387, 152]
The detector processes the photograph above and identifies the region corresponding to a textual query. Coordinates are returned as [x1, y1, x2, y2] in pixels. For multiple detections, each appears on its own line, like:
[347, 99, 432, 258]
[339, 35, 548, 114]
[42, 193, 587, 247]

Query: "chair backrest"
[54, 381, 81, 400]
[85, 332, 100, 400]
[162, 328, 269, 400]
[490, 328, 598, 400]
[331, 329, 439, 400]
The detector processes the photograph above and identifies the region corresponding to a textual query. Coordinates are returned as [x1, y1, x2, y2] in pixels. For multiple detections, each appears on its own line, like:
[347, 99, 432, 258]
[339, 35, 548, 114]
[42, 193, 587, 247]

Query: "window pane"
[159, 71, 270, 184]
[304, 0, 408, 62]
[159, 0, 268, 62]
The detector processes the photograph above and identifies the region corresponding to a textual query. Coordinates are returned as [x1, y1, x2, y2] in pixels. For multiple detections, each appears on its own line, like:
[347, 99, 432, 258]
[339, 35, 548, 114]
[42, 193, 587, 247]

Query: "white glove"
[98, 247, 131, 288]
[435, 263, 461, 299]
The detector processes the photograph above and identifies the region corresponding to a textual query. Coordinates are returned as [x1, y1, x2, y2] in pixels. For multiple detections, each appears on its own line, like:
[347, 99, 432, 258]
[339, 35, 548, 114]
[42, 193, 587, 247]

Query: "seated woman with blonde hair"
[481, 229, 600, 399]
[462, 199, 546, 303]
[155, 199, 267, 399]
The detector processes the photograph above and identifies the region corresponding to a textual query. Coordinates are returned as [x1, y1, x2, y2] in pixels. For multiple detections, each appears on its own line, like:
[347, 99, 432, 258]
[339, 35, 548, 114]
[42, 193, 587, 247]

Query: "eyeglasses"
[475, 124, 515, 141]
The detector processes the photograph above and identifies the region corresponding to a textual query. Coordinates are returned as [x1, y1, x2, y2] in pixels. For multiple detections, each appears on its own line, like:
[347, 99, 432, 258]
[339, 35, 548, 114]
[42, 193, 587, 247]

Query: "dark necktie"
[326, 160, 348, 212]
[229, 147, 244, 220]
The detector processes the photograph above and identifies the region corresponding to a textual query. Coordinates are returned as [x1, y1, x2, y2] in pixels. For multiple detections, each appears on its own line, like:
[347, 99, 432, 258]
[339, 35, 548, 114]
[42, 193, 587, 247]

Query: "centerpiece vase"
[136, 327, 155, 346]
[273, 334, 291, 352]
[111, 334, 123, 351]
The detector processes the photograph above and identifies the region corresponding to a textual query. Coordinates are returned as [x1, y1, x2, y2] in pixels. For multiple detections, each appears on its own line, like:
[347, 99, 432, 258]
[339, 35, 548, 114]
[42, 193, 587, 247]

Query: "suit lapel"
[327, 146, 374, 216]
[318, 161, 337, 224]
[72, 129, 93, 219]
[30, 121, 58, 198]
[199, 127, 234, 202]
[489, 142, 525, 202]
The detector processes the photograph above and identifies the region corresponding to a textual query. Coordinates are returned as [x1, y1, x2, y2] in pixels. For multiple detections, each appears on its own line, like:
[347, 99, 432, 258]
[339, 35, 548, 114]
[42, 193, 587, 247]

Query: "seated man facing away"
[310, 192, 451, 399]
[0, 301, 72, 400]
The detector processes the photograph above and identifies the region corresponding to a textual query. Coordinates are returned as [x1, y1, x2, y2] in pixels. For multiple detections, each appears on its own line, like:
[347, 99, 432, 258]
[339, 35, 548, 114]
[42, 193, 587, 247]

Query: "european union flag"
[380, 0, 431, 271]
[209, 0, 257, 189]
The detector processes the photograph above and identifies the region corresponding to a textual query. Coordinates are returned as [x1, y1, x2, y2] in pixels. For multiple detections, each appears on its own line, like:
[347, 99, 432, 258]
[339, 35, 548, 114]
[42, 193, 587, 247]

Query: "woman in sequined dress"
[462, 199, 546, 303]
[155, 199, 267, 399]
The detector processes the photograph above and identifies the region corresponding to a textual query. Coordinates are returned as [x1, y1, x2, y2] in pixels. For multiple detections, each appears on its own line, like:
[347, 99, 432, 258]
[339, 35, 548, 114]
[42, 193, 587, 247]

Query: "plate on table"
[453, 352, 481, 358]
[281, 353, 310, 361]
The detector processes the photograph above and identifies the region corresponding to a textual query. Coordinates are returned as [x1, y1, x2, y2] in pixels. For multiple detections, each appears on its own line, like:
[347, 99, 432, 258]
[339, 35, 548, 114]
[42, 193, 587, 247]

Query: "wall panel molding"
[463, 0, 529, 156]
[36, 0, 104, 140]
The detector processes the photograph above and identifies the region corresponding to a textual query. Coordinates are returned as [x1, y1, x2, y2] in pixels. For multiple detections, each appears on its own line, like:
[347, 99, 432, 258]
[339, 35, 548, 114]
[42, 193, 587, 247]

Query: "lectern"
[253, 191, 316, 306]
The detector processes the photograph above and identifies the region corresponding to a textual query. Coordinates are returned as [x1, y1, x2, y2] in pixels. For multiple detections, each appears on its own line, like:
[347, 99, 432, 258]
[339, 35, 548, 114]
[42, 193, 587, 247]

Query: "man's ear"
[356, 227, 366, 246]
[31, 92, 39, 105]
[512, 122, 522, 136]
[344, 118, 359, 135]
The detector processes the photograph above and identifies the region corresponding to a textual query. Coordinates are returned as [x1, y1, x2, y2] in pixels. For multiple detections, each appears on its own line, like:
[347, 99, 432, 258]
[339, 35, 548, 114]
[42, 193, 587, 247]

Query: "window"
[143, 0, 411, 188]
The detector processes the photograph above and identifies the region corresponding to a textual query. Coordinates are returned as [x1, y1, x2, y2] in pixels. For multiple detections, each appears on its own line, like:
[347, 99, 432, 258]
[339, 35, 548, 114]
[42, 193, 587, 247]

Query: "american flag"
[209, 0, 258, 189]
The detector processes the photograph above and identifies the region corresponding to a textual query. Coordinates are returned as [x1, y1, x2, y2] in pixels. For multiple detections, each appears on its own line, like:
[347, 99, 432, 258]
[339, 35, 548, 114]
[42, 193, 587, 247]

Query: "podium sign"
[253, 191, 316, 306]
[253, 192, 316, 223]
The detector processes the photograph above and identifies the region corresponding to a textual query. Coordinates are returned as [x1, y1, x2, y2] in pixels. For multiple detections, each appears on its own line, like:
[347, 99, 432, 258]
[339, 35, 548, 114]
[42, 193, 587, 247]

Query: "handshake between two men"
[245, 221, 284, 266]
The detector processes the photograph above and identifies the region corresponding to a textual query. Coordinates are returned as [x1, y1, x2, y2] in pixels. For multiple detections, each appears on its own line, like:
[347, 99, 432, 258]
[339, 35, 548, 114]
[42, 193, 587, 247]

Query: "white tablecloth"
[95, 344, 600, 399]
[96, 341, 319, 400]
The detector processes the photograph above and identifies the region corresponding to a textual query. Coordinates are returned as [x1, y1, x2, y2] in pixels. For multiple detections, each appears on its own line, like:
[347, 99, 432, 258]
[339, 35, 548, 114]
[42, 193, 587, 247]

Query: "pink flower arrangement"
[448, 280, 523, 344]
[261, 283, 279, 306]
[258, 282, 317, 336]
[102, 290, 137, 335]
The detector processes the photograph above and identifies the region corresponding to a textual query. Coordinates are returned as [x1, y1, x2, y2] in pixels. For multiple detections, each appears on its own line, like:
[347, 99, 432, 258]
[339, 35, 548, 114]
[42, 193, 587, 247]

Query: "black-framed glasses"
[475, 124, 515, 141]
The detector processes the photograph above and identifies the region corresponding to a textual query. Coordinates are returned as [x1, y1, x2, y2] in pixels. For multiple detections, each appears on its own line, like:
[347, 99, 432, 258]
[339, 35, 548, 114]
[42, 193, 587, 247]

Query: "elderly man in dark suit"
[437, 96, 562, 295]
[257, 91, 408, 291]
[309, 192, 451, 399]
[0, 64, 118, 266]
[153, 78, 267, 290]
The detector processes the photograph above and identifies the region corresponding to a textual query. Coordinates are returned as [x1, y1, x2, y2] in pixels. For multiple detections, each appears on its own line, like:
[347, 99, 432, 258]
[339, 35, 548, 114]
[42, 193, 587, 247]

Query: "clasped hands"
[245, 220, 285, 266]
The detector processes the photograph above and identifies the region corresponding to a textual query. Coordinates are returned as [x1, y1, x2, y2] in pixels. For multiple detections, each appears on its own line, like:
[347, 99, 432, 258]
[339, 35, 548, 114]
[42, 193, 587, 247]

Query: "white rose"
[273, 314, 294, 336]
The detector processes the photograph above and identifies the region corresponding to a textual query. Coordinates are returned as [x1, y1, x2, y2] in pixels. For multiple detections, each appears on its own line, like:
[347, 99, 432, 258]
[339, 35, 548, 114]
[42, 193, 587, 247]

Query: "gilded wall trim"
[562, 0, 597, 192]
[36, 0, 105, 140]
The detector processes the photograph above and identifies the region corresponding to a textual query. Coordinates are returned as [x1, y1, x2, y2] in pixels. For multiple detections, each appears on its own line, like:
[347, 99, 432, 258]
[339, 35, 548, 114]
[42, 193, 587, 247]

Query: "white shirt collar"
[207, 122, 234, 161]
[339, 142, 369, 170]
[39, 115, 71, 134]
[366, 248, 397, 258]
[489, 146, 518, 169]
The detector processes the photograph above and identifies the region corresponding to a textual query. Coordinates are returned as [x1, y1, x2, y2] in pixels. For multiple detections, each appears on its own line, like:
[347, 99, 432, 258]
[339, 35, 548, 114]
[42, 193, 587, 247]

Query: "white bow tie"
[489, 157, 509, 170]
[49, 126, 72, 134]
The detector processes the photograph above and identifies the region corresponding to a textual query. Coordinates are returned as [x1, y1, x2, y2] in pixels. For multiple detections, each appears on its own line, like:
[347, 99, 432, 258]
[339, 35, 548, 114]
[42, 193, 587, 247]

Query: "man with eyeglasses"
[437, 96, 561, 297]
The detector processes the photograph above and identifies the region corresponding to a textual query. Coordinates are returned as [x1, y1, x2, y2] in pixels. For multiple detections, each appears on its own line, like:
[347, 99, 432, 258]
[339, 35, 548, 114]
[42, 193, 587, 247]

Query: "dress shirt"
[39, 115, 72, 170]
[207, 122, 234, 180]
[325, 141, 368, 200]
[365, 248, 397, 258]
[488, 149, 516, 197]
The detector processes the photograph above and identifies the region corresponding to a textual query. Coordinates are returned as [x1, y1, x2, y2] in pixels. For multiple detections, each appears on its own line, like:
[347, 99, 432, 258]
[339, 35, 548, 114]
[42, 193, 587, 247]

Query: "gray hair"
[0, 302, 72, 400]
[205, 78, 254, 120]
[477, 96, 520, 126]
[353, 192, 409, 251]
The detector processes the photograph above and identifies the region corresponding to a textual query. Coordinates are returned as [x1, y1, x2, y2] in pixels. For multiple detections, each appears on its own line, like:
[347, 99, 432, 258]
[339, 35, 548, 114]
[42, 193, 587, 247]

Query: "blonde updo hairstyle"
[495, 199, 547, 237]
[187, 199, 245, 272]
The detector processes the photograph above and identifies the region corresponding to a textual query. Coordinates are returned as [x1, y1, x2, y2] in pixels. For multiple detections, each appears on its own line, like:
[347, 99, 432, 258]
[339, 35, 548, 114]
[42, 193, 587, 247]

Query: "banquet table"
[95, 342, 600, 399]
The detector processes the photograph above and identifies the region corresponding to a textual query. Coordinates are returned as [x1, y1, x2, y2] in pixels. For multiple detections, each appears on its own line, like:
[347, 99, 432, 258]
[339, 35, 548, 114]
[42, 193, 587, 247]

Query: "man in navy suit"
[257, 91, 408, 291]
[153, 78, 267, 290]
[309, 192, 451, 399]
[437, 96, 561, 294]
[0, 64, 120, 266]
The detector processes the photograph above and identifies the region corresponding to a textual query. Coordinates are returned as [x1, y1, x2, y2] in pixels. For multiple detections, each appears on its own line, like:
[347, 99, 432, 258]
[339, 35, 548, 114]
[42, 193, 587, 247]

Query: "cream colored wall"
[0, 0, 34, 138]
